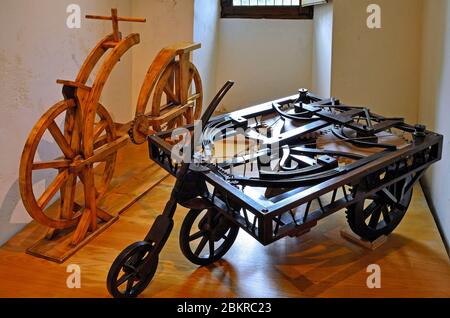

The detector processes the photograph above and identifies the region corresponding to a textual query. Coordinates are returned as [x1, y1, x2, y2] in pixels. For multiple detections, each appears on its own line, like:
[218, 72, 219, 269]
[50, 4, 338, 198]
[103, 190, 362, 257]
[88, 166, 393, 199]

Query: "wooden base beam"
[27, 216, 118, 263]
[340, 229, 388, 250]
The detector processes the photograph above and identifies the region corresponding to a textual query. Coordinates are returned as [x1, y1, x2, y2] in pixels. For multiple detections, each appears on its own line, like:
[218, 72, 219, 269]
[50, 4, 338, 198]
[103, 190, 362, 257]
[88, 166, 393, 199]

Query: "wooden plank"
[27, 216, 119, 263]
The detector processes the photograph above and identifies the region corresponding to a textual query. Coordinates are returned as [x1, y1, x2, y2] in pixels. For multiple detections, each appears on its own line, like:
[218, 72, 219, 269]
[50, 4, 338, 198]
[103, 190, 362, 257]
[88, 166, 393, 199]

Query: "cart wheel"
[107, 241, 158, 298]
[180, 208, 239, 266]
[346, 174, 413, 241]
[19, 100, 116, 229]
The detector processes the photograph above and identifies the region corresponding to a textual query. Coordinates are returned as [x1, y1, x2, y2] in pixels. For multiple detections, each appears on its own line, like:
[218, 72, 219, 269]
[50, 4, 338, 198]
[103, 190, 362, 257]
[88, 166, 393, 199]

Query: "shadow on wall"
[0, 140, 59, 246]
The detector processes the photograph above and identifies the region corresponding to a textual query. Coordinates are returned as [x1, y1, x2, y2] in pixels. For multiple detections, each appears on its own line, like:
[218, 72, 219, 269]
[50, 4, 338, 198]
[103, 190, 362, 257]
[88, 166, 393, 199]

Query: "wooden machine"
[18, 8, 203, 261]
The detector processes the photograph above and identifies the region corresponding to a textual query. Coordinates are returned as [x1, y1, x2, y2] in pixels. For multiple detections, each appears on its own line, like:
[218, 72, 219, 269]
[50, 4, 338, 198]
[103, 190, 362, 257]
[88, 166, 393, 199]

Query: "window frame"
[220, 0, 314, 20]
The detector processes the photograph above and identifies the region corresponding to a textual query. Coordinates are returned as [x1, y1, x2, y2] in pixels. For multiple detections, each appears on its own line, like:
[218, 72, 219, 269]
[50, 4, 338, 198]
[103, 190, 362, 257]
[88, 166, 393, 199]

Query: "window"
[221, 0, 315, 20]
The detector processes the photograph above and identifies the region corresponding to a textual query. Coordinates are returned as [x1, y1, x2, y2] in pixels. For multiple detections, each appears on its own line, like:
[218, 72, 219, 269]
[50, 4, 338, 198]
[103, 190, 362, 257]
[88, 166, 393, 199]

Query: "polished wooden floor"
[0, 143, 449, 298]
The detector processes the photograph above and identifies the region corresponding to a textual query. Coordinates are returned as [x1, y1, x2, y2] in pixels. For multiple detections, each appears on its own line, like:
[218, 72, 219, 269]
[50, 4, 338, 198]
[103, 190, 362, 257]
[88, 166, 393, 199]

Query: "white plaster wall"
[331, 0, 423, 123]
[193, 0, 221, 108]
[215, 18, 314, 112]
[311, 2, 333, 97]
[418, 0, 450, 248]
[0, 0, 133, 246]
[130, 0, 194, 112]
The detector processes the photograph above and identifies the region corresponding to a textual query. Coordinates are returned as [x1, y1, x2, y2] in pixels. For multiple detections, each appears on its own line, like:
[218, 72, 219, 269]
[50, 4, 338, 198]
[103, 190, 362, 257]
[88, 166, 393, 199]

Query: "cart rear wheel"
[107, 241, 158, 298]
[180, 208, 239, 266]
[346, 174, 413, 241]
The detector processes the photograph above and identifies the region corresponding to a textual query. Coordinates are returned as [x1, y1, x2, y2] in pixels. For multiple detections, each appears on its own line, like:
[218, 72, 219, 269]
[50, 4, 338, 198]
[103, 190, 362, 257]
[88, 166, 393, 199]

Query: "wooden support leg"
[71, 209, 92, 246]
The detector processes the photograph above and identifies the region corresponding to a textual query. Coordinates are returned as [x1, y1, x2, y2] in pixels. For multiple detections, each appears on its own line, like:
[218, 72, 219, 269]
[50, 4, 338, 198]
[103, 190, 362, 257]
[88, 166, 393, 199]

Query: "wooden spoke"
[381, 205, 392, 223]
[194, 236, 208, 256]
[368, 207, 382, 228]
[94, 120, 108, 140]
[117, 273, 134, 287]
[48, 121, 76, 159]
[380, 188, 398, 205]
[364, 201, 382, 220]
[125, 278, 135, 294]
[188, 69, 195, 87]
[32, 160, 71, 170]
[37, 171, 69, 209]
[189, 230, 205, 242]
[163, 85, 178, 103]
[208, 238, 215, 259]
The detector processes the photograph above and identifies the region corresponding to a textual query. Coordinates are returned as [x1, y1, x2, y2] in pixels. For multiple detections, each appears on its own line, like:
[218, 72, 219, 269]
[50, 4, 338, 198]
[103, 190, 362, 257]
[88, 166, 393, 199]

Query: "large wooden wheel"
[152, 60, 203, 131]
[130, 43, 203, 144]
[19, 100, 117, 230]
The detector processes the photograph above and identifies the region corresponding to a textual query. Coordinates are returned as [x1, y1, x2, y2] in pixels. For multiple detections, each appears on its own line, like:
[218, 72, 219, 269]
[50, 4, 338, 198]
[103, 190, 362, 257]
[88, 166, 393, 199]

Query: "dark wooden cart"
[106, 83, 443, 298]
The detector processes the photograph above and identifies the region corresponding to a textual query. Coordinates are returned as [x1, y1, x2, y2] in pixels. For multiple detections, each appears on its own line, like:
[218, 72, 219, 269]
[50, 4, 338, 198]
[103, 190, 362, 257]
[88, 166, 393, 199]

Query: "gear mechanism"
[129, 114, 151, 145]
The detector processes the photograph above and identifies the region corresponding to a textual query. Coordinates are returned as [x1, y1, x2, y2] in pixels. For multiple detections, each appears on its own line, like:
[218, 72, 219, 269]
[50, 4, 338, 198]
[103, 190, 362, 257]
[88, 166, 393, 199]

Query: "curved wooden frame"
[131, 42, 202, 141]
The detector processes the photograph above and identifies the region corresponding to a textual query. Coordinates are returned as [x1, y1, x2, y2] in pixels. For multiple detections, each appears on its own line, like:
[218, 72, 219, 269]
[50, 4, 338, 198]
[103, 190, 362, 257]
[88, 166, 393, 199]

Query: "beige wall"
[312, 2, 333, 97]
[331, 0, 423, 123]
[419, 0, 450, 248]
[215, 18, 314, 112]
[130, 0, 194, 114]
[193, 0, 221, 108]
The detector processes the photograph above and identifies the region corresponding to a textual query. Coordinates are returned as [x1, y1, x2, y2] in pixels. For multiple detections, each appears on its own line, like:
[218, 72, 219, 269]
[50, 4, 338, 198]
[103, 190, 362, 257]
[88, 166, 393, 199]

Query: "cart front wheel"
[180, 208, 239, 266]
[107, 241, 158, 298]
[346, 174, 413, 241]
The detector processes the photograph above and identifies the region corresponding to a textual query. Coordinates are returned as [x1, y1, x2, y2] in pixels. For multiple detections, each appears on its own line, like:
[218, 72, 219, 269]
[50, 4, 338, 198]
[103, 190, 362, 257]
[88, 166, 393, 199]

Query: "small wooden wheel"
[152, 60, 203, 131]
[346, 173, 413, 241]
[19, 100, 116, 229]
[179, 208, 239, 266]
[107, 241, 158, 298]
